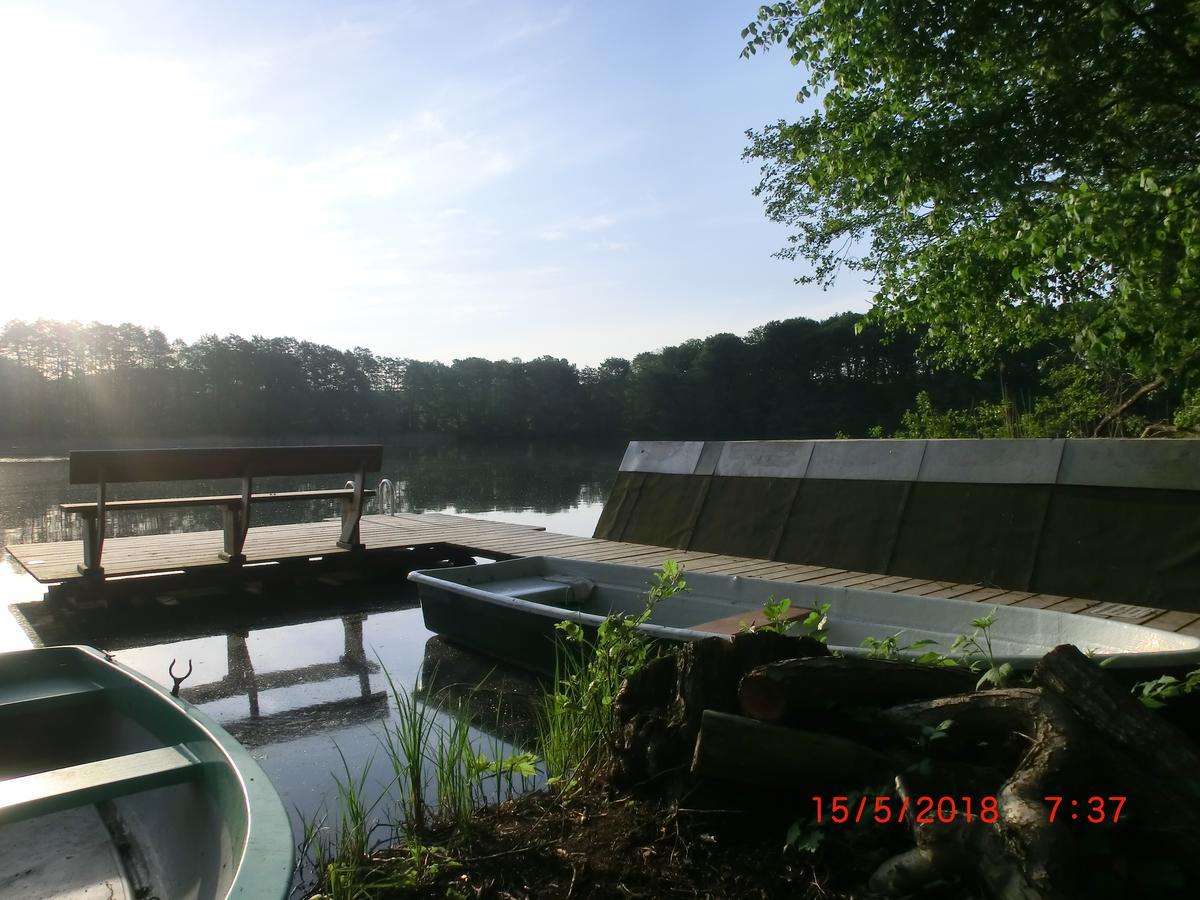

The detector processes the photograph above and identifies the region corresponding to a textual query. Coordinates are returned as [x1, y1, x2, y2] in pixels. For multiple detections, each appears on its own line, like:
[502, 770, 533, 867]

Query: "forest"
[0, 315, 1010, 441]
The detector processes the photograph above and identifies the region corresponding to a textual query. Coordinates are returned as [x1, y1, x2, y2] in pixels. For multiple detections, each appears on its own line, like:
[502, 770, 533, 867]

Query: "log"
[611, 631, 826, 794]
[739, 656, 978, 724]
[690, 709, 907, 789]
[1034, 644, 1200, 804]
[878, 688, 1042, 762]
[1032, 645, 1200, 862]
[670, 632, 829, 741]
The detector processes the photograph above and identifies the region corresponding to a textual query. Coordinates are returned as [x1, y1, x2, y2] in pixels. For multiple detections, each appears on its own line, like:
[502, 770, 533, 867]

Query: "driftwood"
[872, 647, 1200, 898]
[739, 655, 978, 724]
[1034, 645, 1200, 853]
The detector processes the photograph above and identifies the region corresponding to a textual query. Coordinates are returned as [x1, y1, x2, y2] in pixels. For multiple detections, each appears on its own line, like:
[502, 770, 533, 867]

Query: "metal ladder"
[345, 477, 399, 515]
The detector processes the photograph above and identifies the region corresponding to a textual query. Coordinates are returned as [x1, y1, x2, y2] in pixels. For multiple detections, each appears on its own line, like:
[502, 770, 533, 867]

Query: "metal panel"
[714, 440, 815, 478]
[805, 440, 927, 481]
[693, 441, 725, 476]
[1057, 439, 1200, 491]
[917, 439, 1064, 485]
[617, 441, 705, 475]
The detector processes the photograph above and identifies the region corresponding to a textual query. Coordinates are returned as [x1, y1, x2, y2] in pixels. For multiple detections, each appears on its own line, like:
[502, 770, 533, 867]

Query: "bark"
[1034, 644, 1200, 849]
[690, 709, 907, 789]
[738, 656, 978, 724]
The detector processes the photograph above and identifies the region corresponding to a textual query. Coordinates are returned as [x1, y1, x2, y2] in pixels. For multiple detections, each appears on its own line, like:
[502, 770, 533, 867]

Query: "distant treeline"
[0, 316, 1004, 440]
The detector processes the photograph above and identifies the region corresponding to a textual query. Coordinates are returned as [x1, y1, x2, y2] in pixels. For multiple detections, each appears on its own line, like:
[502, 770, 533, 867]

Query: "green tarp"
[594, 448, 1200, 611]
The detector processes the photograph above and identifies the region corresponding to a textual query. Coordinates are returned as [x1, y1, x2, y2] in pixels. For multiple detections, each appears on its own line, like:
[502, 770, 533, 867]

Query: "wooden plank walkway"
[7, 513, 1199, 638]
[3, 512, 544, 583]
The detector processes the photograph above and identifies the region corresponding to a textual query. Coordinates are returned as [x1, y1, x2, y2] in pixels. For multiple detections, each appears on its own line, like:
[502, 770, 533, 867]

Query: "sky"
[0, 1, 869, 366]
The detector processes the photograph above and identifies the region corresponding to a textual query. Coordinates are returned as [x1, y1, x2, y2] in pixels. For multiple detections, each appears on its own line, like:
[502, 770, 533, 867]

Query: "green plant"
[299, 743, 401, 900]
[950, 611, 1015, 689]
[918, 718, 954, 752]
[1133, 668, 1200, 709]
[380, 665, 438, 834]
[783, 816, 824, 854]
[739, 595, 798, 635]
[798, 601, 831, 643]
[538, 560, 687, 782]
[911, 718, 955, 778]
[860, 630, 938, 661]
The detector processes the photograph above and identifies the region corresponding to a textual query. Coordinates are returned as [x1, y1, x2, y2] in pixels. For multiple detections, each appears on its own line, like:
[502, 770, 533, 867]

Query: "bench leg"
[219, 505, 247, 564]
[337, 496, 365, 551]
[77, 513, 105, 578]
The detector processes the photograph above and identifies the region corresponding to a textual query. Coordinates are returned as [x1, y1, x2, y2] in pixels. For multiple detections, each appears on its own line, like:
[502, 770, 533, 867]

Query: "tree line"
[0, 316, 1003, 441]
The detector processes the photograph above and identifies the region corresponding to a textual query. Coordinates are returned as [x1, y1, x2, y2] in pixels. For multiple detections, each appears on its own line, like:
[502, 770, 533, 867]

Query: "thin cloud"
[538, 213, 619, 241]
[488, 5, 574, 52]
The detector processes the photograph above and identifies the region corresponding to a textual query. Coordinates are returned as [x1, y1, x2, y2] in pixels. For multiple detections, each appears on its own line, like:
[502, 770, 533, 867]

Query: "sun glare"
[0, 6, 362, 337]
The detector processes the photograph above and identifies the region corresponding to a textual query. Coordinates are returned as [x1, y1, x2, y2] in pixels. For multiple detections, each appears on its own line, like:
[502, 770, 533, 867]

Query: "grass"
[300, 664, 541, 898]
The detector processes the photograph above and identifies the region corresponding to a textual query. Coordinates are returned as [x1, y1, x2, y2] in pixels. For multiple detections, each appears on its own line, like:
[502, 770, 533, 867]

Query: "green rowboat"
[0, 645, 293, 900]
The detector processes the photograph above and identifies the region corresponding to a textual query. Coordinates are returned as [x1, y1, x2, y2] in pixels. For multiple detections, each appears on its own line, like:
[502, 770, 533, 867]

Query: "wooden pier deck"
[7, 513, 1200, 637]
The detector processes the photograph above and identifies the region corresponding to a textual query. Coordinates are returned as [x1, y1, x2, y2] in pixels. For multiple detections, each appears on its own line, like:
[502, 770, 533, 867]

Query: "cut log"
[673, 631, 830, 749]
[611, 631, 825, 794]
[739, 656, 978, 724]
[690, 709, 907, 789]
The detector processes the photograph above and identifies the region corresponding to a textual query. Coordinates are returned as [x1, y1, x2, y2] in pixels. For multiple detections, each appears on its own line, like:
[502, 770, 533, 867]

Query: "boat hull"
[411, 556, 1200, 674]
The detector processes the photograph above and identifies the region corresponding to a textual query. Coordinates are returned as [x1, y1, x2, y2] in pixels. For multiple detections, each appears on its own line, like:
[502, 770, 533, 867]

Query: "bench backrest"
[594, 439, 1200, 611]
[69, 445, 384, 484]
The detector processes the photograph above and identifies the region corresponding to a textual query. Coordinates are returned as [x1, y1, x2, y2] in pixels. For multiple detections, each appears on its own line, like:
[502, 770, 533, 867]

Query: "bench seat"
[61, 488, 376, 515]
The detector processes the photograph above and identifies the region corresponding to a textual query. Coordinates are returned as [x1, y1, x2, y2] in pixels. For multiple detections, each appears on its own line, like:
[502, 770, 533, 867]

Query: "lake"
[0, 440, 624, 885]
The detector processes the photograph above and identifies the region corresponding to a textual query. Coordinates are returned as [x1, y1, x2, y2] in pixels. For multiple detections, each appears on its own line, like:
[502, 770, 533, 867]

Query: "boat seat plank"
[0, 675, 104, 718]
[61, 488, 375, 514]
[691, 605, 809, 636]
[0, 743, 201, 827]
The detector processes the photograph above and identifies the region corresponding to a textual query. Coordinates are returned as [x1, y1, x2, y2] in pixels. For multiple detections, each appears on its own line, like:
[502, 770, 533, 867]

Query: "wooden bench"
[61, 445, 383, 576]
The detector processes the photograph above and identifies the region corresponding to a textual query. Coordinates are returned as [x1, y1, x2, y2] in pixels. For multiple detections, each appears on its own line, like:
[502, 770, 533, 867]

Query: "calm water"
[0, 440, 622, 888]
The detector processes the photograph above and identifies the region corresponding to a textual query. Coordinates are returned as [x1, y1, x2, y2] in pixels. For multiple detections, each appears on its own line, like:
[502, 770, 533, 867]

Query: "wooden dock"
[7, 513, 1200, 637]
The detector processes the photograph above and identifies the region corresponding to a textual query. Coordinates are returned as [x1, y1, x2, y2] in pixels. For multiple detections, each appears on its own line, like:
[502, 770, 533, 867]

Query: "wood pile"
[611, 633, 1200, 899]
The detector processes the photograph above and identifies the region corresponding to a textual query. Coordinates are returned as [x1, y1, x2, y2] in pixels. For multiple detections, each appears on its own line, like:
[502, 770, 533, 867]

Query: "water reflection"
[178, 617, 389, 748]
[418, 635, 544, 749]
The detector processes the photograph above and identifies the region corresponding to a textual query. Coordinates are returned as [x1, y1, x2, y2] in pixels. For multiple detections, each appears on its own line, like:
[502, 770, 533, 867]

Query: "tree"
[743, 1, 1200, 433]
